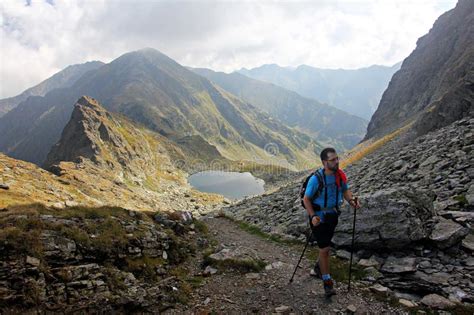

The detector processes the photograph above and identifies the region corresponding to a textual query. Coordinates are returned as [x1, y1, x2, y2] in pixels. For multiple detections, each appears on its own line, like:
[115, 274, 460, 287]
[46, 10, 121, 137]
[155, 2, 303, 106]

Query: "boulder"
[358, 256, 382, 269]
[333, 189, 434, 250]
[370, 284, 391, 297]
[461, 233, 474, 251]
[207, 246, 263, 271]
[420, 294, 455, 309]
[380, 256, 417, 274]
[429, 218, 469, 248]
[398, 299, 416, 308]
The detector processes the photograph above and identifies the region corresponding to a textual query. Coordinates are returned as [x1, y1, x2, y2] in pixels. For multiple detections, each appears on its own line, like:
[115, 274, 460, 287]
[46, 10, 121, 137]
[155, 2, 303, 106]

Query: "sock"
[322, 274, 331, 281]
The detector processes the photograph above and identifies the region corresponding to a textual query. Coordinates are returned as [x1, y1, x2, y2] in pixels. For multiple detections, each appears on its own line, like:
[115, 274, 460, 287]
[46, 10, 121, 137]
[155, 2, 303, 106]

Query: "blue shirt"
[304, 169, 348, 209]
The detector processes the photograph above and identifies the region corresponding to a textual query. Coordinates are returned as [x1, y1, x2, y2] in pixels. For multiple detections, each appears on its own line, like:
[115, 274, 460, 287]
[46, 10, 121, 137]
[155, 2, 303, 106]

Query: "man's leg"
[318, 246, 330, 275]
[319, 212, 338, 296]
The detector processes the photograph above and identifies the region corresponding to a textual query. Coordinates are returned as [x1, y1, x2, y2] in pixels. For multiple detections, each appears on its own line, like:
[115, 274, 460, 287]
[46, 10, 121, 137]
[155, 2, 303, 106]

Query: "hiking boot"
[323, 279, 336, 297]
[310, 260, 322, 279]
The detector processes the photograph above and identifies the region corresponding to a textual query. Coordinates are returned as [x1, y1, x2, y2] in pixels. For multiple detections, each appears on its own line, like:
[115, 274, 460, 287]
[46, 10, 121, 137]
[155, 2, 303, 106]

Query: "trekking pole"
[348, 197, 358, 292]
[289, 228, 313, 283]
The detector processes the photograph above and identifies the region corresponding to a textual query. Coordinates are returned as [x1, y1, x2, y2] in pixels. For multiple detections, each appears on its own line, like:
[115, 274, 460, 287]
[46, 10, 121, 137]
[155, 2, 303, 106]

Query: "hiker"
[302, 147, 361, 297]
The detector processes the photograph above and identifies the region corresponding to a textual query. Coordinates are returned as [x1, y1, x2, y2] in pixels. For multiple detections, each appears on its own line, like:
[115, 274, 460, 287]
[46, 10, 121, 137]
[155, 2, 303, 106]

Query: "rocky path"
[169, 216, 407, 314]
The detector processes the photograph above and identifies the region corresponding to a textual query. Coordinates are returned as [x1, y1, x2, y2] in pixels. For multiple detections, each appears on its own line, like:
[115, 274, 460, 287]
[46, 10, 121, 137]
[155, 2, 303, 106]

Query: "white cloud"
[0, 0, 458, 98]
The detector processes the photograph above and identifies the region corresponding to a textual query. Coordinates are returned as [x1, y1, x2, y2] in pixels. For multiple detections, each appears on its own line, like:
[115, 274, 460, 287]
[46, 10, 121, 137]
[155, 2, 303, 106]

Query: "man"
[303, 147, 361, 297]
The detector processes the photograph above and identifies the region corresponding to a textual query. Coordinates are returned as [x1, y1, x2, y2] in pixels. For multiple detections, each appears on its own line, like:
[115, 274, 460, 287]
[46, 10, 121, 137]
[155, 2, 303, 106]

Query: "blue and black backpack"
[299, 169, 324, 208]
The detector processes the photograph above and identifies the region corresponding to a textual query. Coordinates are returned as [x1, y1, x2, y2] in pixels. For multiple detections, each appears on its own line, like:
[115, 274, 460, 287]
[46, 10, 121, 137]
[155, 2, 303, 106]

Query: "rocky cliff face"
[365, 0, 473, 140]
[223, 116, 474, 304]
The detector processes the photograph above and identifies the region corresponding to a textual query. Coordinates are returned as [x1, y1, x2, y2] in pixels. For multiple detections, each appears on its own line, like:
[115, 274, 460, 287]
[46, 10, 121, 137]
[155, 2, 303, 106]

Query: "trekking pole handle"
[350, 196, 359, 209]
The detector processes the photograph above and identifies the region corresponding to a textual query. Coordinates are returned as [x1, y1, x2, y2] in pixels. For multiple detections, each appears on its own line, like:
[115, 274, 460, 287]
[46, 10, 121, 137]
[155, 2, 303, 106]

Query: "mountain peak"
[76, 95, 102, 109]
[43, 96, 116, 169]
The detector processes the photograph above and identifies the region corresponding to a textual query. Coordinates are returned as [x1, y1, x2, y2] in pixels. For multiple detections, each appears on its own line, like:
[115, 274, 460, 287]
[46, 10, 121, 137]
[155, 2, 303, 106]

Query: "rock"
[447, 287, 468, 303]
[52, 202, 65, 209]
[363, 266, 383, 281]
[333, 188, 434, 250]
[265, 261, 285, 270]
[335, 249, 352, 260]
[26, 256, 41, 267]
[410, 271, 451, 287]
[430, 218, 469, 248]
[346, 304, 357, 313]
[65, 200, 79, 207]
[0, 183, 9, 190]
[394, 291, 421, 301]
[370, 284, 391, 297]
[441, 211, 474, 223]
[245, 273, 260, 280]
[419, 260, 431, 269]
[464, 257, 474, 267]
[420, 294, 455, 309]
[203, 266, 217, 276]
[41, 231, 77, 259]
[203, 297, 211, 305]
[208, 247, 260, 265]
[381, 256, 417, 274]
[461, 234, 474, 251]
[275, 305, 291, 313]
[162, 251, 168, 260]
[434, 199, 459, 212]
[358, 256, 381, 269]
[466, 184, 474, 205]
[399, 299, 417, 308]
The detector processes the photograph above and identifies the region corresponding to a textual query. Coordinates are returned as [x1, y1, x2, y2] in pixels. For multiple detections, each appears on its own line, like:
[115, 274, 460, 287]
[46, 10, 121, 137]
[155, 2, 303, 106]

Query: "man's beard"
[330, 163, 339, 172]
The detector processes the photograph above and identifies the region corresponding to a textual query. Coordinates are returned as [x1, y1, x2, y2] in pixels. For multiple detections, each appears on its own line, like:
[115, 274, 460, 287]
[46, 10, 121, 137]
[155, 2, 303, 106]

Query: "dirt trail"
[168, 217, 407, 314]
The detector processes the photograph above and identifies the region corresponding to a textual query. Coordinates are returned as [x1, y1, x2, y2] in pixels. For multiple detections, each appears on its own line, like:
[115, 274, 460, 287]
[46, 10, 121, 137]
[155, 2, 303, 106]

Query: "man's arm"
[304, 196, 321, 226]
[343, 189, 353, 202]
[343, 189, 360, 209]
[304, 195, 316, 217]
[304, 175, 321, 226]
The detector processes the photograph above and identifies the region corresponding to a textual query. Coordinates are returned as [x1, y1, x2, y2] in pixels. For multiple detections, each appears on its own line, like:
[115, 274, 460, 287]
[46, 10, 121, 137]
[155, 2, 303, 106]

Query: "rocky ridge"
[0, 204, 206, 312]
[222, 116, 474, 307]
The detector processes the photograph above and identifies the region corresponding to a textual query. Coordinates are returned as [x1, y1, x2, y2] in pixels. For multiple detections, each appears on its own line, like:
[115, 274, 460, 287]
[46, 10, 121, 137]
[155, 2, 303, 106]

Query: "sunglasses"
[326, 157, 339, 162]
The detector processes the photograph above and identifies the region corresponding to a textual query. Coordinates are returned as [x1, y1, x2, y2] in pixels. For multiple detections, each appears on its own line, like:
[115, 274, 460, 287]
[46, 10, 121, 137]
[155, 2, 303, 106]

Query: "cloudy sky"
[0, 0, 457, 98]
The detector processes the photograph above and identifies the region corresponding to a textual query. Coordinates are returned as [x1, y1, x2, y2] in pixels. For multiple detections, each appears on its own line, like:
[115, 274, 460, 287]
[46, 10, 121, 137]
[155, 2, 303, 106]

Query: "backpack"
[299, 169, 324, 208]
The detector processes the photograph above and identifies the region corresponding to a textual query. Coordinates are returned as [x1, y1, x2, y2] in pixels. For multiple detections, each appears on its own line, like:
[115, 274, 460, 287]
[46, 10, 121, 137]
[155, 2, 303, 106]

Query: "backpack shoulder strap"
[315, 168, 324, 193]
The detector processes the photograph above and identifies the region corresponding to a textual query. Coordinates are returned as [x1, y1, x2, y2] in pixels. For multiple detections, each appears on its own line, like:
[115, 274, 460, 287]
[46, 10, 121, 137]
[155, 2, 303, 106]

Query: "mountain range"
[0, 49, 326, 170]
[239, 62, 401, 120]
[191, 68, 367, 150]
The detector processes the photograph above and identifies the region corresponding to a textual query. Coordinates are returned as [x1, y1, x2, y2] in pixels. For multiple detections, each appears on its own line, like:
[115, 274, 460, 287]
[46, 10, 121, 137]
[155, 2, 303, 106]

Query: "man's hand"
[349, 197, 361, 209]
[311, 215, 321, 227]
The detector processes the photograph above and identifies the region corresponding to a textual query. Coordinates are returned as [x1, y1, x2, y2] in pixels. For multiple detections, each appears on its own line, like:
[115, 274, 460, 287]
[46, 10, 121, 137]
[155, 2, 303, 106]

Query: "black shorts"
[308, 210, 339, 248]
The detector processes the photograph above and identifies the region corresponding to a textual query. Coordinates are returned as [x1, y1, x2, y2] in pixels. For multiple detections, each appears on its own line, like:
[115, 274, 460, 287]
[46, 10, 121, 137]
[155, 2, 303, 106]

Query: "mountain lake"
[188, 171, 265, 200]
